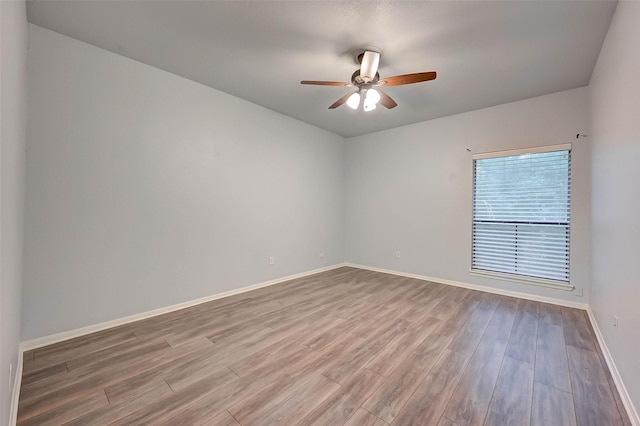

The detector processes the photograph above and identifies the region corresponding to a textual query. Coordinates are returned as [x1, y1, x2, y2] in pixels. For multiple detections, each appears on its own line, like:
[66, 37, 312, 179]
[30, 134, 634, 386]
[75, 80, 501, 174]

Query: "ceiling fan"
[301, 50, 437, 111]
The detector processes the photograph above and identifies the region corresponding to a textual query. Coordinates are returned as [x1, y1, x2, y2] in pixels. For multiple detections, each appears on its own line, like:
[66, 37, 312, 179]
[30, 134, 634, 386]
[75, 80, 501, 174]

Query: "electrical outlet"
[613, 316, 619, 329]
[269, 256, 275, 265]
[574, 288, 583, 297]
[320, 252, 325, 258]
[395, 251, 401, 258]
[9, 363, 12, 381]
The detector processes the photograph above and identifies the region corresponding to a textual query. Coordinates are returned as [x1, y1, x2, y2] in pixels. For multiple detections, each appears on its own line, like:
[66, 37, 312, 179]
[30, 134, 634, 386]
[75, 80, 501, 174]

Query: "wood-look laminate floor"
[18, 267, 631, 426]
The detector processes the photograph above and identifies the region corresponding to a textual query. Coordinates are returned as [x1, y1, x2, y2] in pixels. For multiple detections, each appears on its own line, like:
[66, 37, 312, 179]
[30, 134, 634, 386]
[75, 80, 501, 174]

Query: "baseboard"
[586, 307, 639, 426]
[8, 347, 23, 426]
[20, 263, 347, 352]
[344, 262, 589, 309]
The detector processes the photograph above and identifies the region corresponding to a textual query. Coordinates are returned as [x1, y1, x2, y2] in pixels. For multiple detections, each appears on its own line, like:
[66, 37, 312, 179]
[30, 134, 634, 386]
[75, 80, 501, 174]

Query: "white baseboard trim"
[344, 263, 589, 310]
[8, 347, 23, 426]
[586, 307, 639, 426]
[20, 263, 347, 352]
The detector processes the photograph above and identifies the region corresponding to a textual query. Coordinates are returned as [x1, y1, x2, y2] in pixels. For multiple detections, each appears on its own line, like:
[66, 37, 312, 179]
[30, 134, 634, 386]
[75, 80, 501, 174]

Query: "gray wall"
[0, 0, 27, 422]
[23, 25, 345, 340]
[345, 87, 591, 303]
[589, 1, 640, 415]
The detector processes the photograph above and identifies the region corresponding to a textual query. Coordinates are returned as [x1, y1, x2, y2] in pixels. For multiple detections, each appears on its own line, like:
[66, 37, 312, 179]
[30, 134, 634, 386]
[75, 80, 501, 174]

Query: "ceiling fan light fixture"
[346, 92, 361, 109]
[366, 88, 381, 104]
[363, 88, 379, 112]
[301, 49, 435, 111]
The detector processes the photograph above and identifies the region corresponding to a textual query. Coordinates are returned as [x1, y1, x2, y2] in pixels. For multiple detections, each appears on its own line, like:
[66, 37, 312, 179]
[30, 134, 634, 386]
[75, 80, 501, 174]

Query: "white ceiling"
[26, 1, 616, 138]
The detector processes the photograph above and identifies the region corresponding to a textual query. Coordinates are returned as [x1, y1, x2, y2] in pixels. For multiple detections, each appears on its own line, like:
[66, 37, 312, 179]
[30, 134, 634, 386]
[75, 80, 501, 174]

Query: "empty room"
[1, 0, 639, 425]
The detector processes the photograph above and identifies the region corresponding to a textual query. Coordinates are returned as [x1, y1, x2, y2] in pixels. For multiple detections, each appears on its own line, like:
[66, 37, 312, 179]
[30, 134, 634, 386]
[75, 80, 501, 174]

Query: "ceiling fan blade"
[329, 91, 357, 109]
[381, 71, 437, 87]
[301, 80, 349, 86]
[360, 51, 380, 83]
[378, 90, 397, 109]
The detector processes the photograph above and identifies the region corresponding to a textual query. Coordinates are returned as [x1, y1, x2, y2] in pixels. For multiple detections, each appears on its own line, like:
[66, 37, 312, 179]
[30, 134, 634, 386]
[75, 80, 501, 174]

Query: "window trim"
[472, 143, 572, 161]
[470, 144, 573, 289]
[469, 269, 574, 291]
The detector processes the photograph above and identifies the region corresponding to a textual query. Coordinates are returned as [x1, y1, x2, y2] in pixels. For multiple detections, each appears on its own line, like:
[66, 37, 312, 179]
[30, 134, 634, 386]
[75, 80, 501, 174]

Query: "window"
[472, 144, 571, 286]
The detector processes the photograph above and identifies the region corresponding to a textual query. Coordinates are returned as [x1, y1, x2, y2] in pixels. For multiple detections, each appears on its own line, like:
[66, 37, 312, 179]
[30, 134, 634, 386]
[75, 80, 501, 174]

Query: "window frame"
[470, 144, 574, 290]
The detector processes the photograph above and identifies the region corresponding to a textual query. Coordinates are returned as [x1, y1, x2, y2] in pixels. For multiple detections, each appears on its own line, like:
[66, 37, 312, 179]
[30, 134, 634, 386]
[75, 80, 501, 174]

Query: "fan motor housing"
[351, 70, 380, 86]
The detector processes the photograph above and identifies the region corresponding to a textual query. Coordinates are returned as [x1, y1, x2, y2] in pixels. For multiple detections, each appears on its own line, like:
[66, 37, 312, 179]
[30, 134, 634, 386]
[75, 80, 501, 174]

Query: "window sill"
[469, 269, 574, 291]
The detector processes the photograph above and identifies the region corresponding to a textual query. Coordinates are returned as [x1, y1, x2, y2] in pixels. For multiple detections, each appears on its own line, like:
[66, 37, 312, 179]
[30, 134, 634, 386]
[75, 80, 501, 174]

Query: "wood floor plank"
[19, 338, 170, 400]
[345, 408, 390, 426]
[162, 318, 237, 348]
[64, 378, 175, 425]
[106, 375, 173, 405]
[108, 367, 249, 425]
[383, 278, 431, 308]
[443, 336, 508, 426]
[447, 294, 501, 355]
[433, 292, 482, 340]
[391, 349, 470, 426]
[534, 322, 571, 392]
[482, 296, 519, 342]
[530, 382, 577, 426]
[22, 350, 35, 362]
[229, 373, 339, 425]
[538, 303, 563, 326]
[301, 316, 359, 350]
[16, 390, 108, 426]
[28, 329, 137, 371]
[163, 350, 343, 426]
[104, 341, 218, 402]
[504, 301, 539, 365]
[349, 306, 399, 338]
[298, 368, 385, 425]
[428, 288, 472, 321]
[277, 332, 365, 380]
[21, 362, 67, 387]
[562, 307, 597, 352]
[362, 333, 454, 423]
[397, 285, 448, 324]
[365, 317, 440, 377]
[18, 339, 173, 421]
[19, 334, 213, 414]
[566, 345, 624, 426]
[246, 345, 318, 381]
[204, 320, 316, 372]
[438, 417, 462, 426]
[484, 356, 534, 426]
[165, 364, 238, 393]
[192, 410, 241, 426]
[323, 318, 410, 385]
[64, 336, 167, 372]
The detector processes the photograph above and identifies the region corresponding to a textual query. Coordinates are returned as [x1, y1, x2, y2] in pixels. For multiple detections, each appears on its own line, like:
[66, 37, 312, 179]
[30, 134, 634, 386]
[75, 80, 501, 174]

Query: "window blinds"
[472, 146, 571, 283]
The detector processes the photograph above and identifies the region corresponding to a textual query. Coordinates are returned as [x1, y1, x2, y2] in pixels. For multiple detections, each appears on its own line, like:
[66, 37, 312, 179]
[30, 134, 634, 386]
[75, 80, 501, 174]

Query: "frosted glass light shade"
[363, 88, 380, 112]
[346, 92, 361, 109]
[366, 89, 381, 104]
